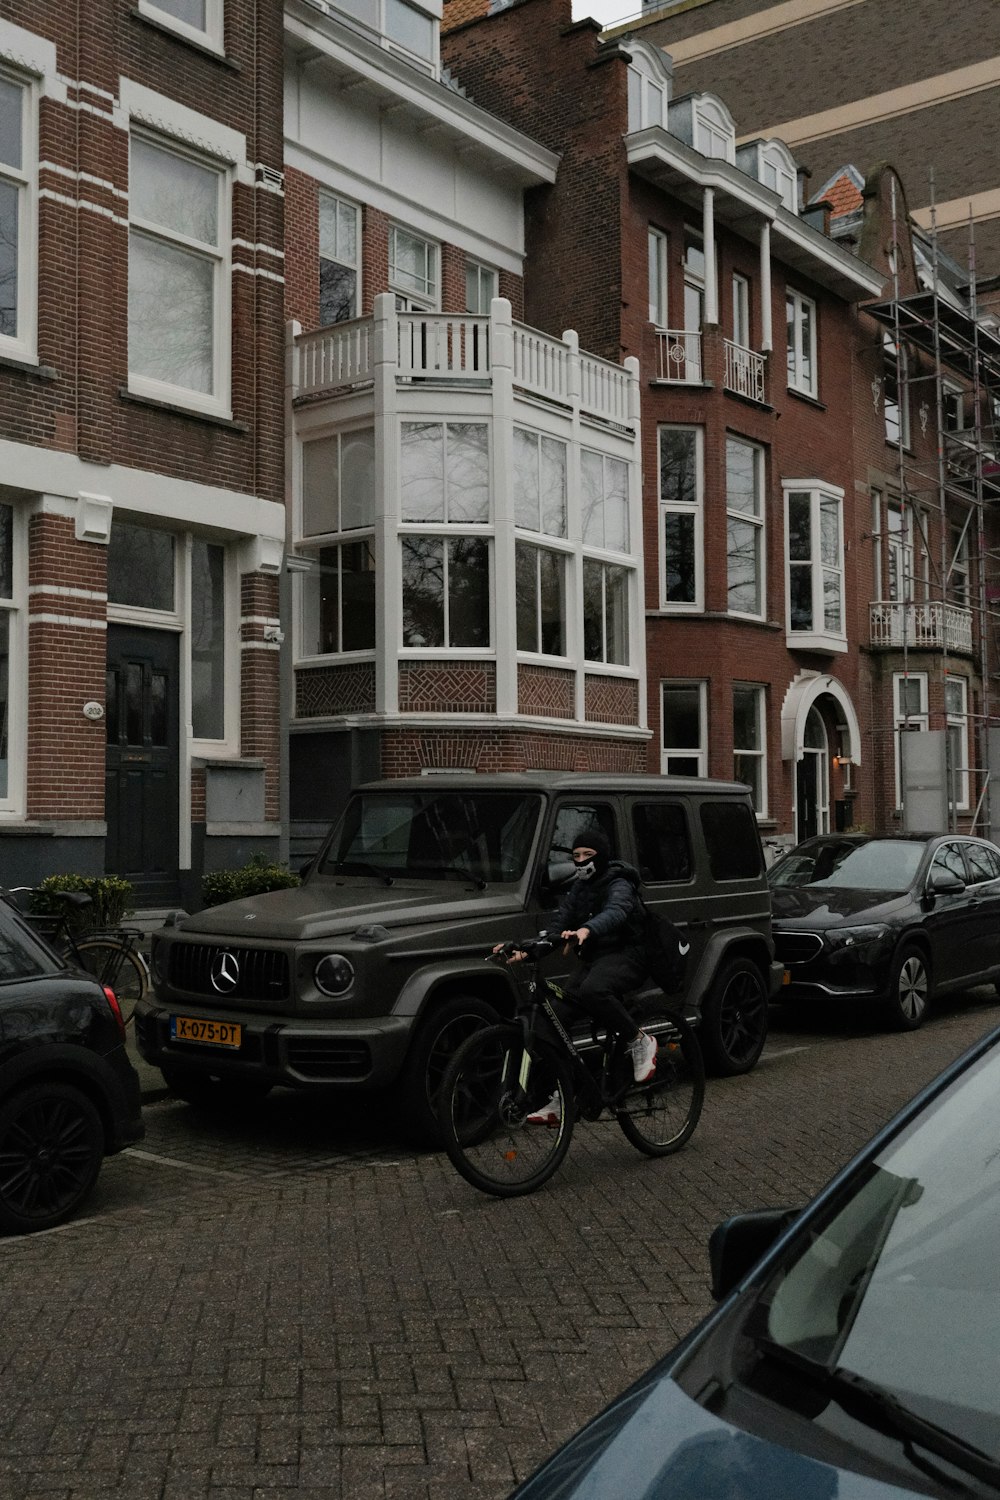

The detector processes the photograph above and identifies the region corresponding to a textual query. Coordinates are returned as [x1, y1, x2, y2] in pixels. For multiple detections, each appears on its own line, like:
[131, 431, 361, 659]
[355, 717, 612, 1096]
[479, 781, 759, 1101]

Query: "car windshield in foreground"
[804, 839, 925, 892]
[756, 1041, 1000, 1467]
[320, 791, 541, 883]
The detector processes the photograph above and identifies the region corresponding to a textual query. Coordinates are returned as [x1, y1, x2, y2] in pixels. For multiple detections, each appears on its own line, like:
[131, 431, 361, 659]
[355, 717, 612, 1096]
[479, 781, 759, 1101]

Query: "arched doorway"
[796, 707, 829, 843]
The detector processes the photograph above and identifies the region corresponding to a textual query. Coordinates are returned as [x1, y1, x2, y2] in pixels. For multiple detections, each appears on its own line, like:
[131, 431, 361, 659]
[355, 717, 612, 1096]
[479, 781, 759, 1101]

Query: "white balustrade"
[724, 339, 766, 402]
[869, 600, 973, 654]
[512, 324, 571, 405]
[295, 318, 373, 395]
[397, 314, 490, 379]
[579, 353, 632, 426]
[653, 329, 702, 383]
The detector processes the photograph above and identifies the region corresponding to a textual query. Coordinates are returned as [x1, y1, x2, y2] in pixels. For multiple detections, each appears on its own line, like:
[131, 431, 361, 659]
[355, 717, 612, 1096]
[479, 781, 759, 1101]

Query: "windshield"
[760, 1041, 1000, 1457]
[319, 791, 541, 883]
[794, 839, 924, 892]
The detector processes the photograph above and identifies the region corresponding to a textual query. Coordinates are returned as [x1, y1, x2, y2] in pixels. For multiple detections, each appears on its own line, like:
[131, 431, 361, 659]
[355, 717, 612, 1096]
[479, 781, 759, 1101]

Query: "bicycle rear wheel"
[616, 1004, 704, 1157]
[440, 1023, 575, 1197]
[75, 939, 149, 1025]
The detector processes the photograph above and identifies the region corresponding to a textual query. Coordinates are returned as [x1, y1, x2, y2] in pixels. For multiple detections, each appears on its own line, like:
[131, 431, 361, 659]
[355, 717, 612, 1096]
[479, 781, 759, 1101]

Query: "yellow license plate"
[171, 1016, 242, 1048]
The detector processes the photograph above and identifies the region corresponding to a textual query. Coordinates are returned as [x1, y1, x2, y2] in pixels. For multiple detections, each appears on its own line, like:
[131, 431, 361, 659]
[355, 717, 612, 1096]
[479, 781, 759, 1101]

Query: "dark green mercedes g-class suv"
[136, 773, 780, 1140]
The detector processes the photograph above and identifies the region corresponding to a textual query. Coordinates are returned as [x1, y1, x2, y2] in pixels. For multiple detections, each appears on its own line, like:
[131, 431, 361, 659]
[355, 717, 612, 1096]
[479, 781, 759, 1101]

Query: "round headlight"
[314, 953, 355, 996]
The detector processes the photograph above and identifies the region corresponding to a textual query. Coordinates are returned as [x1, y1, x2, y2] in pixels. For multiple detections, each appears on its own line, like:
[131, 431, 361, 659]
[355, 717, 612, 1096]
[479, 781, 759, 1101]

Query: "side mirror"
[709, 1207, 801, 1301]
[927, 867, 966, 897]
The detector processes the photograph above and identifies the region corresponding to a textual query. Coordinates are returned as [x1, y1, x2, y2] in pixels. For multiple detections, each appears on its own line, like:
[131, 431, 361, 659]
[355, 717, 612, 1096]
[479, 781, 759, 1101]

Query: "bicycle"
[439, 939, 705, 1197]
[4, 886, 150, 1026]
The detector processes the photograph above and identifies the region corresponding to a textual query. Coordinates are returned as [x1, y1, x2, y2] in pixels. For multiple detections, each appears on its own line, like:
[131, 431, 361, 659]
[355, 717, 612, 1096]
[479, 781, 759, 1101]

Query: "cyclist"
[497, 826, 657, 1124]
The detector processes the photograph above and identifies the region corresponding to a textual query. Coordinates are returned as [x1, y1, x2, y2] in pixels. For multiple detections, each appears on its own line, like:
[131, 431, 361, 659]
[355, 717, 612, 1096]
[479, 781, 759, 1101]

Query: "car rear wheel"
[400, 993, 500, 1146]
[886, 945, 931, 1031]
[160, 1064, 273, 1110]
[701, 956, 769, 1076]
[0, 1082, 105, 1234]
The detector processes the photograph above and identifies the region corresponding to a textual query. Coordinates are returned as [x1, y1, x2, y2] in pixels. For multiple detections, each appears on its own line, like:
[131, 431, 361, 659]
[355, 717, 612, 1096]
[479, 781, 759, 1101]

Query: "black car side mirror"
[926, 867, 966, 897]
[709, 1207, 801, 1301]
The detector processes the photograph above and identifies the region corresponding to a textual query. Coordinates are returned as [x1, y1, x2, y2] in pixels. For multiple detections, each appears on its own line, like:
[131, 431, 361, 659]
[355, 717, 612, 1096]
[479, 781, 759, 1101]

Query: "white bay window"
[785, 480, 846, 651]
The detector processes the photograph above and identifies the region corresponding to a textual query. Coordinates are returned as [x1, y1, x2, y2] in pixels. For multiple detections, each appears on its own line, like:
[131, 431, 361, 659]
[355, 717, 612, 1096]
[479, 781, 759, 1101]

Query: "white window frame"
[733, 682, 767, 817]
[693, 97, 735, 163]
[582, 558, 632, 667]
[0, 502, 26, 817]
[942, 380, 965, 433]
[949, 522, 971, 609]
[136, 0, 224, 53]
[786, 288, 817, 398]
[297, 538, 377, 663]
[760, 141, 798, 212]
[783, 479, 847, 652]
[893, 671, 928, 808]
[318, 191, 360, 326]
[127, 129, 232, 419]
[515, 540, 568, 661]
[725, 436, 765, 620]
[732, 272, 750, 348]
[513, 425, 567, 539]
[887, 501, 913, 603]
[0, 65, 37, 364]
[661, 680, 707, 777]
[627, 65, 667, 132]
[648, 227, 668, 327]
[389, 225, 439, 310]
[658, 424, 703, 612]
[884, 332, 910, 447]
[581, 449, 630, 554]
[946, 674, 969, 811]
[465, 261, 497, 315]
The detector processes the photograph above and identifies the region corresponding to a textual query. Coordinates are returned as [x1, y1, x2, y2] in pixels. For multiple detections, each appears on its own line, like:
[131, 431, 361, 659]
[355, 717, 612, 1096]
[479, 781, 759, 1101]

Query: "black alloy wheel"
[701, 956, 769, 1076]
[400, 993, 501, 1146]
[0, 1082, 105, 1234]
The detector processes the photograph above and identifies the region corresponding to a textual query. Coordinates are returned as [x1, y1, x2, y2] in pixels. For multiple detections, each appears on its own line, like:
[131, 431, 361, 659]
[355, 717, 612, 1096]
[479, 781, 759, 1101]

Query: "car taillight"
[103, 984, 126, 1039]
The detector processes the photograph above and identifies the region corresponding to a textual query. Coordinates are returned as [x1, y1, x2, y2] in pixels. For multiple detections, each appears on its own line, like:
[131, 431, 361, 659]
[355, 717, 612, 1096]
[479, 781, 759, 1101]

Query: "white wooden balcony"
[870, 600, 973, 654]
[291, 297, 639, 432]
[652, 328, 702, 384]
[724, 339, 766, 403]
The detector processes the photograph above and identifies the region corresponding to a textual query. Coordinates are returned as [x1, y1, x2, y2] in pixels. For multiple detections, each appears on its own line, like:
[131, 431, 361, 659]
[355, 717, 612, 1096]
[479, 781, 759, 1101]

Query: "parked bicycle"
[439, 940, 704, 1197]
[4, 887, 150, 1025]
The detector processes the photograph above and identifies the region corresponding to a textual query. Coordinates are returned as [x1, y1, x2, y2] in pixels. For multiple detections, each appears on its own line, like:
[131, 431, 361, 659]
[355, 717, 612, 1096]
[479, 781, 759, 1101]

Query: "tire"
[885, 944, 931, 1031]
[0, 1082, 105, 1234]
[160, 1064, 272, 1110]
[75, 939, 149, 1025]
[440, 1024, 575, 1197]
[400, 993, 500, 1146]
[701, 956, 769, 1076]
[616, 1004, 705, 1157]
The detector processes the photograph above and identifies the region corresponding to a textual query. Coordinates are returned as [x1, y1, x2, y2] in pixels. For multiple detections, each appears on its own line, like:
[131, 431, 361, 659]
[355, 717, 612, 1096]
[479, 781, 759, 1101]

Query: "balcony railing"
[293, 299, 638, 430]
[870, 599, 973, 654]
[724, 339, 766, 403]
[653, 329, 702, 384]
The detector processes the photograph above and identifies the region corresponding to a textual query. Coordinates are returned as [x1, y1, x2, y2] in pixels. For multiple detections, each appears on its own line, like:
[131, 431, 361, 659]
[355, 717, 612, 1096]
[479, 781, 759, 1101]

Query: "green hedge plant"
[201, 852, 300, 909]
[31, 873, 135, 933]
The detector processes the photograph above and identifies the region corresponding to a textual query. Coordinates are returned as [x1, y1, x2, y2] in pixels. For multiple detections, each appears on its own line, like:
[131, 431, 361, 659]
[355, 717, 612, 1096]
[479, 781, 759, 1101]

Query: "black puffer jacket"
[545, 860, 645, 961]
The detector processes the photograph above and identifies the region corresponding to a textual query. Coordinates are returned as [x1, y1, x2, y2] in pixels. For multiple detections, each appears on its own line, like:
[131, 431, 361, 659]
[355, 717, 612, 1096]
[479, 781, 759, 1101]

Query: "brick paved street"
[1, 994, 998, 1500]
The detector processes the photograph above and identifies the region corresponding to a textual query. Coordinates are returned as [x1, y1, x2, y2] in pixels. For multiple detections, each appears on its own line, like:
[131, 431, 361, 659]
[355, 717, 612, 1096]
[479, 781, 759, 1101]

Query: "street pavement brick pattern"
[0, 999, 996, 1499]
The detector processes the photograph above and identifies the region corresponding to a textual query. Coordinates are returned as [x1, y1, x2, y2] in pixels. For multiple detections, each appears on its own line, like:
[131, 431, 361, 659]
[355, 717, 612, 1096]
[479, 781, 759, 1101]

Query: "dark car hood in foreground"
[770, 886, 911, 929]
[514, 1353, 925, 1500]
[176, 878, 525, 942]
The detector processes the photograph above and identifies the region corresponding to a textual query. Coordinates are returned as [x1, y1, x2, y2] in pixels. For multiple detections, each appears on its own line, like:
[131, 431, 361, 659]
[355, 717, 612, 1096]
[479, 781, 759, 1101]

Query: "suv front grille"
[774, 931, 824, 966]
[166, 942, 291, 1004]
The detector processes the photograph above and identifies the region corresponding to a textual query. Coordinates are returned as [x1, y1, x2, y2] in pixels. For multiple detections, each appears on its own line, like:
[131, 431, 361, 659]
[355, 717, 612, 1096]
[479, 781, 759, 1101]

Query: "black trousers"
[559, 948, 649, 1038]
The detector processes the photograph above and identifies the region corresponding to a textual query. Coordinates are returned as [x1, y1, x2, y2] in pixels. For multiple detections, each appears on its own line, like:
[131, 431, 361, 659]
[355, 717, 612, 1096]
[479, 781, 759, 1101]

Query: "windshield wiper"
[758, 1340, 1000, 1491]
[331, 860, 395, 886]
[412, 865, 487, 890]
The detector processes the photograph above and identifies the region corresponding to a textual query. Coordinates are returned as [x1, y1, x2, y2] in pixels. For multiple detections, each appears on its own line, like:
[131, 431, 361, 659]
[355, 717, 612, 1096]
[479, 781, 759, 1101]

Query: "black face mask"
[572, 858, 597, 882]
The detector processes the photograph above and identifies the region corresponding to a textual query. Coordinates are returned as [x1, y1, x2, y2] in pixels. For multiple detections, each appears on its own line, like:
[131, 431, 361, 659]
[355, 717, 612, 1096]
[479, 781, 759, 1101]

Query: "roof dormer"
[736, 137, 799, 213]
[670, 92, 735, 165]
[623, 38, 673, 134]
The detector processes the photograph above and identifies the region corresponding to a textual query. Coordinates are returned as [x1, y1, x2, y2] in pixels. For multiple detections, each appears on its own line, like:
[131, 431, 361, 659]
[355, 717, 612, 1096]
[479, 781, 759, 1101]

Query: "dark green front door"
[106, 625, 180, 905]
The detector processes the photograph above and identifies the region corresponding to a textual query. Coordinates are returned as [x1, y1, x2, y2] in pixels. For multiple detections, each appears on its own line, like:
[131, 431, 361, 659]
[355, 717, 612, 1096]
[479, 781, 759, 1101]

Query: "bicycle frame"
[508, 967, 633, 1122]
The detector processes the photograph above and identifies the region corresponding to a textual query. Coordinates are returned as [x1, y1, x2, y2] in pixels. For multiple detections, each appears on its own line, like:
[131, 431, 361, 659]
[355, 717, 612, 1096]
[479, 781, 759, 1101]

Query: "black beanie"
[574, 826, 612, 870]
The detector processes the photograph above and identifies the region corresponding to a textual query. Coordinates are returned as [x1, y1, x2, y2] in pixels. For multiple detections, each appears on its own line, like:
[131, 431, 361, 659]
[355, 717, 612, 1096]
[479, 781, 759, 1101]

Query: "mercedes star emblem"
[210, 950, 240, 993]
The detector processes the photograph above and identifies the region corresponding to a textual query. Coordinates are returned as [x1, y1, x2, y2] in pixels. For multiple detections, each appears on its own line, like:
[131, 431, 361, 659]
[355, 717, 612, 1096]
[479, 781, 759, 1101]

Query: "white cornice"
[284, 1, 558, 185]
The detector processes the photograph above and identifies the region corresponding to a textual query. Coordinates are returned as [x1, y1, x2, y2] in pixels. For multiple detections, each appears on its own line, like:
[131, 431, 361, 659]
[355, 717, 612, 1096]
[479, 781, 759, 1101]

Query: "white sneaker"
[527, 1091, 561, 1125]
[628, 1030, 658, 1083]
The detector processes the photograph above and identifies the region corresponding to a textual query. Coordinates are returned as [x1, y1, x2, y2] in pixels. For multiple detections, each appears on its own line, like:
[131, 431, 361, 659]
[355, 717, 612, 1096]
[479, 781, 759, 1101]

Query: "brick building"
[0, 2, 286, 903]
[443, 0, 895, 851]
[281, 0, 647, 860]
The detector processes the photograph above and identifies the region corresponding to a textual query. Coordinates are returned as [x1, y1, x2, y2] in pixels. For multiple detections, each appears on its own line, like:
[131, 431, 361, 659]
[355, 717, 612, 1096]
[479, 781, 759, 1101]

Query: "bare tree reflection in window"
[402, 536, 444, 646]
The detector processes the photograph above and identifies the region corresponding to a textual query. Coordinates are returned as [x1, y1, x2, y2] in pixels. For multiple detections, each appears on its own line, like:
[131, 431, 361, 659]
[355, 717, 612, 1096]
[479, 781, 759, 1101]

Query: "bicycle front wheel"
[440, 1024, 575, 1198]
[75, 939, 149, 1025]
[616, 1005, 704, 1157]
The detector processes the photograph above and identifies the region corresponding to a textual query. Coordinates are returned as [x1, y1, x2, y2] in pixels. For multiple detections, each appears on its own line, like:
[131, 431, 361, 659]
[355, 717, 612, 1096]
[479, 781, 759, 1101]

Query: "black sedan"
[768, 832, 1000, 1028]
[509, 1023, 1000, 1499]
[0, 893, 144, 1232]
